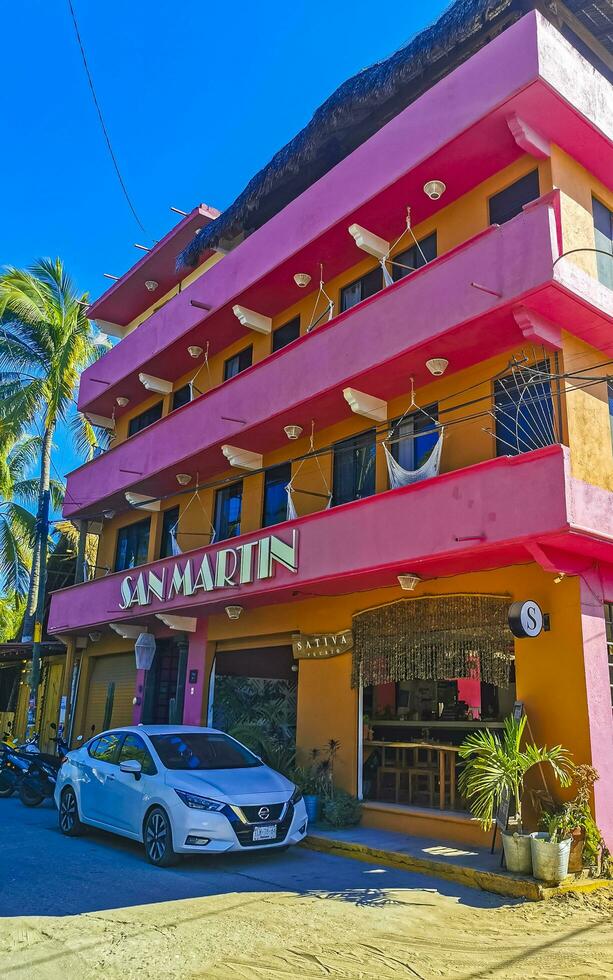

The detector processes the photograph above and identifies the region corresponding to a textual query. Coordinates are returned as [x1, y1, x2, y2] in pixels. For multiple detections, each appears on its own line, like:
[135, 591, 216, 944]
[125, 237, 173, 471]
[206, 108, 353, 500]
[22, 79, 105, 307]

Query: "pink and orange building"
[46, 4, 612, 847]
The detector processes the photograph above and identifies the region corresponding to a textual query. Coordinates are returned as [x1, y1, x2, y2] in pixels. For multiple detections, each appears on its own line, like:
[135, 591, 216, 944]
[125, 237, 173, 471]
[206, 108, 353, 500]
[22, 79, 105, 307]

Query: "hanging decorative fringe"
[351, 594, 513, 689]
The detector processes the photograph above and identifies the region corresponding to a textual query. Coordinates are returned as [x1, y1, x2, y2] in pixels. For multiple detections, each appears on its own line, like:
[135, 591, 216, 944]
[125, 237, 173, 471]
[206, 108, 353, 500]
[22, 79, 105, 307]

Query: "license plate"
[253, 824, 277, 842]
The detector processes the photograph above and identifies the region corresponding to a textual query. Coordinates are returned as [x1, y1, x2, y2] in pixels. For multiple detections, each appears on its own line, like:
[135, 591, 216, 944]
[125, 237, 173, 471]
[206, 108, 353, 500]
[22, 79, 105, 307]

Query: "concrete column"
[578, 573, 613, 848]
[183, 620, 208, 726]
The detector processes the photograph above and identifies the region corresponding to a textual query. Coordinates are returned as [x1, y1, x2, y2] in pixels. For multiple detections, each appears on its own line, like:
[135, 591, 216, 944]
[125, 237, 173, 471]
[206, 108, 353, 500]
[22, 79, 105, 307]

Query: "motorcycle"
[18, 724, 71, 808]
[0, 742, 33, 798]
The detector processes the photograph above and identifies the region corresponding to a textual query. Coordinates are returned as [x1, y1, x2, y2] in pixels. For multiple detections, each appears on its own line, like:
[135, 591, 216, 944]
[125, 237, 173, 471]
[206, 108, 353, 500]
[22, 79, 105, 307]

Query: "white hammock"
[383, 427, 444, 488]
[286, 485, 332, 521]
[168, 482, 216, 555]
[285, 422, 332, 519]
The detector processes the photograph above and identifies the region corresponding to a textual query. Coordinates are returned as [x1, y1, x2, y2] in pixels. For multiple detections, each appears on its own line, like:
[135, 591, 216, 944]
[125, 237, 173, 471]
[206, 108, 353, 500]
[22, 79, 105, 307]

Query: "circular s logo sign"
[508, 600, 544, 638]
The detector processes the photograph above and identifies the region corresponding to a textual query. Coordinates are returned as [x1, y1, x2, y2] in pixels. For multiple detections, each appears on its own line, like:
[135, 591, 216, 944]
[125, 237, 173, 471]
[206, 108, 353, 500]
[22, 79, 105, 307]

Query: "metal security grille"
[604, 603, 613, 712]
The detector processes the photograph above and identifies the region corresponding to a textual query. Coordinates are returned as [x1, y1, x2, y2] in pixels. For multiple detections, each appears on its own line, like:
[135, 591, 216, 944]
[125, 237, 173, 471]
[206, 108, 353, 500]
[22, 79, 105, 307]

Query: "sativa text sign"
[119, 530, 298, 610]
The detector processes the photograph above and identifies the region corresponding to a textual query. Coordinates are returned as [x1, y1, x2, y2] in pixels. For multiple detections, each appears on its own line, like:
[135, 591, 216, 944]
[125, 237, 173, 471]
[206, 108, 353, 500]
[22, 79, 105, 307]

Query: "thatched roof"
[178, 0, 612, 269]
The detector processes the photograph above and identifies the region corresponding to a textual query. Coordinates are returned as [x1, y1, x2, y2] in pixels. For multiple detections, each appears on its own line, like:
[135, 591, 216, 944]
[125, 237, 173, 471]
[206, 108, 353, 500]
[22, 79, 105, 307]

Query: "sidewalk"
[302, 824, 613, 901]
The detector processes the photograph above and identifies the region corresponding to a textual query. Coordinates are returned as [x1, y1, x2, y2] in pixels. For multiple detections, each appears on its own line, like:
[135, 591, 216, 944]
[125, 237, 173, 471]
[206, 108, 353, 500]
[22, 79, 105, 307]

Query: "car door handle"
[106, 774, 116, 781]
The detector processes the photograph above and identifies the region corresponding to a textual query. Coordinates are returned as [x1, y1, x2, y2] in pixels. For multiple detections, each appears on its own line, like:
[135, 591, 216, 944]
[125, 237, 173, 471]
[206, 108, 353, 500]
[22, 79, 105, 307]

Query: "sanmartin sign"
[119, 530, 298, 610]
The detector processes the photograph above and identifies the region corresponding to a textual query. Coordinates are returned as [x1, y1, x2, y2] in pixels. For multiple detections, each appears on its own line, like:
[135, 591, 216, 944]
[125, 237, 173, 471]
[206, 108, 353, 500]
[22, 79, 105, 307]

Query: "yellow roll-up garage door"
[83, 653, 136, 737]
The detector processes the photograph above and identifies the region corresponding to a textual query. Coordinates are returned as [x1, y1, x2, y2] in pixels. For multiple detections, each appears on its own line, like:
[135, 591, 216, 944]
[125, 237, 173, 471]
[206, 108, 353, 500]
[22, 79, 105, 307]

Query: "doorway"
[142, 638, 188, 725]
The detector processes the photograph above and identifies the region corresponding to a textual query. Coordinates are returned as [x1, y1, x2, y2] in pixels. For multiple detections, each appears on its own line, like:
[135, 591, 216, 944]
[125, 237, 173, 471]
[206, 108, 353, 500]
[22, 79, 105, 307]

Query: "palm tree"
[458, 714, 573, 833]
[0, 258, 108, 642]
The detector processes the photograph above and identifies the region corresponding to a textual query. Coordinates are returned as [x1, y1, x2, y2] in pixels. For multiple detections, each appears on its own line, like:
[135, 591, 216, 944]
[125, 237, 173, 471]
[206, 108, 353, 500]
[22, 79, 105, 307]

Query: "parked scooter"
[0, 743, 33, 798]
[18, 724, 71, 807]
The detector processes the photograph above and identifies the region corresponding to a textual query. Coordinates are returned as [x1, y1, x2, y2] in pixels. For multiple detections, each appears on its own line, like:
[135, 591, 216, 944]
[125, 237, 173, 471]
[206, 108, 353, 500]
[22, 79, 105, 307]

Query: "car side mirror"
[120, 759, 142, 779]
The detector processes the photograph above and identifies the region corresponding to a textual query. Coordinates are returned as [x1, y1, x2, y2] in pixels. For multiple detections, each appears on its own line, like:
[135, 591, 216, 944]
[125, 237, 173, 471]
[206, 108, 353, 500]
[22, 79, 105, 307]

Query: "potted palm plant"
[535, 765, 606, 879]
[459, 715, 573, 874]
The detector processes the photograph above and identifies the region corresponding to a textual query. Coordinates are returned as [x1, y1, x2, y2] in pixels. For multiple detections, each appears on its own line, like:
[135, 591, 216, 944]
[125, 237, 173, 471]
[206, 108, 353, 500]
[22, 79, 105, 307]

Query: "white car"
[55, 725, 308, 866]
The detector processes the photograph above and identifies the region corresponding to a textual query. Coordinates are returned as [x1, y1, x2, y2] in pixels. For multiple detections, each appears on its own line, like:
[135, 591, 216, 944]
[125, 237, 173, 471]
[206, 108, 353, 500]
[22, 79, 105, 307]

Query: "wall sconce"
[398, 573, 421, 591]
[225, 605, 243, 620]
[284, 425, 303, 440]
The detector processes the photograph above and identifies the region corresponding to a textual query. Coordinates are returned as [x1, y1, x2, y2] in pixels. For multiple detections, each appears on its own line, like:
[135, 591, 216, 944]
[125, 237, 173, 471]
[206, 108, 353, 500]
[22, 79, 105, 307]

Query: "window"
[172, 384, 191, 411]
[332, 429, 376, 506]
[128, 402, 163, 437]
[160, 506, 180, 559]
[272, 316, 300, 352]
[391, 233, 437, 282]
[115, 517, 151, 572]
[224, 346, 253, 381]
[340, 266, 383, 313]
[605, 603, 613, 713]
[488, 170, 540, 226]
[150, 732, 262, 770]
[494, 362, 554, 457]
[214, 481, 243, 540]
[390, 405, 439, 472]
[593, 197, 613, 289]
[118, 733, 157, 775]
[262, 462, 291, 528]
[88, 732, 122, 763]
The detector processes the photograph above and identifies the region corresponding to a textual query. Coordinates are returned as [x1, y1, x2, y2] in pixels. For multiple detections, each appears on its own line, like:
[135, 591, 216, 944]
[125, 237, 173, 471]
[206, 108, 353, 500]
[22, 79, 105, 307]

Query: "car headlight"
[174, 789, 225, 811]
[290, 785, 303, 805]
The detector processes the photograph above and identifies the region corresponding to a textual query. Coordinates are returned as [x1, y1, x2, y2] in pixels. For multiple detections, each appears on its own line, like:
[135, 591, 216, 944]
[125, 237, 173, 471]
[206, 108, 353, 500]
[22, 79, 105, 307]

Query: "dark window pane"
[224, 346, 253, 381]
[272, 316, 300, 352]
[593, 197, 613, 289]
[115, 517, 151, 571]
[160, 506, 180, 559]
[390, 405, 439, 471]
[494, 362, 553, 457]
[172, 384, 192, 411]
[263, 462, 291, 527]
[214, 482, 243, 540]
[151, 732, 262, 770]
[332, 429, 376, 506]
[392, 233, 437, 282]
[119, 733, 157, 775]
[89, 733, 121, 763]
[340, 266, 383, 313]
[489, 170, 540, 226]
[128, 402, 163, 437]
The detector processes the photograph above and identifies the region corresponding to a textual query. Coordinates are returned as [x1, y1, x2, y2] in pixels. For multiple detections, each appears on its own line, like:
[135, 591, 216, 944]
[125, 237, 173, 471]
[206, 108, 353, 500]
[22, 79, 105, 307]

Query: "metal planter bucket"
[502, 831, 533, 874]
[530, 832, 571, 884]
[303, 795, 320, 824]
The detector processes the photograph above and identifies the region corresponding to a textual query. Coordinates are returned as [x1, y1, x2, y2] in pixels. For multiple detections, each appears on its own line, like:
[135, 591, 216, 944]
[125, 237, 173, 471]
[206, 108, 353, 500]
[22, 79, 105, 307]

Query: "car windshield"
[150, 732, 263, 771]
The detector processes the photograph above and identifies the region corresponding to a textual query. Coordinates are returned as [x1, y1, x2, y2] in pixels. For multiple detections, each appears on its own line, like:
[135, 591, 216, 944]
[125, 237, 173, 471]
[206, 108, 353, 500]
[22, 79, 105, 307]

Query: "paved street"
[0, 797, 612, 979]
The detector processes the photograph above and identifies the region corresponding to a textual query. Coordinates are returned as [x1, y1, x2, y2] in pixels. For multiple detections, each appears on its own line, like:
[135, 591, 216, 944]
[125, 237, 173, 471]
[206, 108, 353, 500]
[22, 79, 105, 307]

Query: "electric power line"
[66, 0, 148, 235]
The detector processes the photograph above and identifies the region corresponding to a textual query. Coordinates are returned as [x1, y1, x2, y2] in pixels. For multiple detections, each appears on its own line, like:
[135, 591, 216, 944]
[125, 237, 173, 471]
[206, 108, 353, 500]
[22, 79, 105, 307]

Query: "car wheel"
[19, 779, 44, 807]
[59, 786, 85, 836]
[144, 807, 179, 867]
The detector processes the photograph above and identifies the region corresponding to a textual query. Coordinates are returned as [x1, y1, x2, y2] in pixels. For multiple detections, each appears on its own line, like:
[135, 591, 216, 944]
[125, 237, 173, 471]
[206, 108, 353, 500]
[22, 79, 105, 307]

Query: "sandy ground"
[1, 886, 612, 979]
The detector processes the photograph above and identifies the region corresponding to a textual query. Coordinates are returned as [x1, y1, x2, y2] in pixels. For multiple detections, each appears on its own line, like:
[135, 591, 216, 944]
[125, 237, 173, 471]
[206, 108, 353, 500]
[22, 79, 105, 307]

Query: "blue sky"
[1, 0, 448, 481]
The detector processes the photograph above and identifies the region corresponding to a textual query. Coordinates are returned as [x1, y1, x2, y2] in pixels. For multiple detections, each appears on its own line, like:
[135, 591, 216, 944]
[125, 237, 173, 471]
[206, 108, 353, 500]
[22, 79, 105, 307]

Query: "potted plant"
[536, 765, 606, 877]
[293, 740, 341, 824]
[321, 790, 363, 828]
[459, 714, 573, 875]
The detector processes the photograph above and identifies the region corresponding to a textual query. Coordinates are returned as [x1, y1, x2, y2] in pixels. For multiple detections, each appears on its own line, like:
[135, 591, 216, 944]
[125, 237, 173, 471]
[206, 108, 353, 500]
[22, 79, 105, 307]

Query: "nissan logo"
[258, 806, 270, 821]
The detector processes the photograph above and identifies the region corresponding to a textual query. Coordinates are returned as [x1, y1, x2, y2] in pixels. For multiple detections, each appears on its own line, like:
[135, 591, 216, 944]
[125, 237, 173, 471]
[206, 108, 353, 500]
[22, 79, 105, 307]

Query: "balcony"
[48, 445, 613, 636]
[63, 195, 603, 521]
[78, 10, 611, 421]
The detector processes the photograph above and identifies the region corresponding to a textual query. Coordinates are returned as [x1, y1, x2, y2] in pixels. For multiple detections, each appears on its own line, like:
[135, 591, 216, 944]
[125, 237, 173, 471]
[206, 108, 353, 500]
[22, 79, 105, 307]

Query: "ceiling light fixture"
[554, 572, 566, 584]
[398, 573, 422, 591]
[187, 345, 203, 358]
[103, 509, 116, 519]
[423, 180, 446, 201]
[116, 396, 130, 407]
[176, 473, 192, 486]
[88, 631, 102, 642]
[294, 273, 311, 288]
[225, 605, 243, 620]
[426, 358, 449, 377]
[284, 424, 303, 440]
[145, 280, 159, 292]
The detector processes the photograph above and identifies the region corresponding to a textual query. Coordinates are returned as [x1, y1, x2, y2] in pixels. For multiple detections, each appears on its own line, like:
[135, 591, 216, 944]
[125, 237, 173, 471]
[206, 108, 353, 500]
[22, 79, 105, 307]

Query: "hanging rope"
[169, 474, 216, 554]
[381, 207, 431, 283]
[189, 341, 213, 398]
[306, 265, 335, 333]
[286, 421, 332, 519]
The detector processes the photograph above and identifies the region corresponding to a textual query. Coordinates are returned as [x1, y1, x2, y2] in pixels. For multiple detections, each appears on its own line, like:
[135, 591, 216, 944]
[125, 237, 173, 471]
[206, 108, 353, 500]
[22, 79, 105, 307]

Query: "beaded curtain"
[352, 594, 513, 689]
